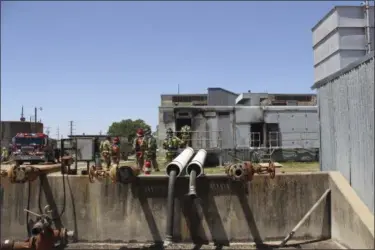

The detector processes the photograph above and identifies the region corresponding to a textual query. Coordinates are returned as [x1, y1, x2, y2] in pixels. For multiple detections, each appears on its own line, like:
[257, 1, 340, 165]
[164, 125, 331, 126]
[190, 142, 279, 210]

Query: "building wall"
[0, 121, 44, 147]
[264, 108, 319, 149]
[207, 88, 238, 106]
[158, 106, 319, 162]
[313, 52, 374, 213]
[312, 6, 375, 83]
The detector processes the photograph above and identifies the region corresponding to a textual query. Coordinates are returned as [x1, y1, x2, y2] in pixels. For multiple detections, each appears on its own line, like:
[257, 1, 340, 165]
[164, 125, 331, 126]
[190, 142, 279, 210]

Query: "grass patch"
[280, 161, 320, 172]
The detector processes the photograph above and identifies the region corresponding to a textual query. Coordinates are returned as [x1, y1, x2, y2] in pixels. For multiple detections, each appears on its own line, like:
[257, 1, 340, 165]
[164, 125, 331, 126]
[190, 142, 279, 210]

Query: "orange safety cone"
[143, 161, 152, 175]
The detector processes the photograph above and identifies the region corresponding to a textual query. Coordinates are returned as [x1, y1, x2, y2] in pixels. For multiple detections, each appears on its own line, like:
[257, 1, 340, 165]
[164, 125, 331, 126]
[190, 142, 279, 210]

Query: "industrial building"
[312, 5, 374, 83]
[0, 121, 44, 147]
[311, 3, 374, 213]
[158, 88, 319, 163]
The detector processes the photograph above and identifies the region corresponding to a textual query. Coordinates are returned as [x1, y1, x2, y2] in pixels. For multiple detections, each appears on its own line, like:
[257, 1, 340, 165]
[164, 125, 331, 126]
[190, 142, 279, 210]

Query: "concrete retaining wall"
[329, 172, 374, 249]
[1, 173, 331, 243]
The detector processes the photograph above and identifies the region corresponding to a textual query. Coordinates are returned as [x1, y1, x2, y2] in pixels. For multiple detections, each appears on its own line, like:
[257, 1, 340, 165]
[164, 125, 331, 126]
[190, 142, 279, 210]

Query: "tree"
[107, 119, 151, 142]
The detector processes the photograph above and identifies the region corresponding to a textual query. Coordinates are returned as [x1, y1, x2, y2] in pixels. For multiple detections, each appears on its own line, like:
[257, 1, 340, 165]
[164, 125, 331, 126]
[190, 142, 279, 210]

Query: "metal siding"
[276, 111, 319, 149]
[304, 112, 320, 148]
[313, 6, 375, 83]
[218, 113, 233, 149]
[332, 74, 351, 181]
[278, 113, 297, 148]
[264, 111, 279, 123]
[317, 56, 374, 213]
[192, 114, 207, 149]
[313, 9, 338, 46]
[235, 124, 250, 148]
[207, 117, 219, 148]
[235, 107, 263, 123]
[208, 89, 237, 106]
[314, 31, 340, 65]
[314, 52, 342, 83]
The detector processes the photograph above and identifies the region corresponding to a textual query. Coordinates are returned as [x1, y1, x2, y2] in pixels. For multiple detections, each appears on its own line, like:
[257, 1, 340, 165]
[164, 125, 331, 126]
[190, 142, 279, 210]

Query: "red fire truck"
[11, 133, 56, 165]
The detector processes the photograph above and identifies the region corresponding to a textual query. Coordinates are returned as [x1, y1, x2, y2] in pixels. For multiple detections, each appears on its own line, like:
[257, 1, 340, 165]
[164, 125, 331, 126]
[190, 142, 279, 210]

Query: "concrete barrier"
[329, 172, 374, 249]
[0, 173, 331, 244]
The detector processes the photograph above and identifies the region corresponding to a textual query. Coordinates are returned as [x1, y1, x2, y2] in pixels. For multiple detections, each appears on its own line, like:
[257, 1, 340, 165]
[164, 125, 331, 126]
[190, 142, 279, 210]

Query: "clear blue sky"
[1, 1, 360, 137]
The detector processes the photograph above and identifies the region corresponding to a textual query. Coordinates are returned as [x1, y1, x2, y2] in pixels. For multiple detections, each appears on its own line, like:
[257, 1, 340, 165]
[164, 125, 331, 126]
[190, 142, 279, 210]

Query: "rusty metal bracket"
[89, 165, 141, 184]
[0, 206, 75, 250]
[225, 160, 276, 182]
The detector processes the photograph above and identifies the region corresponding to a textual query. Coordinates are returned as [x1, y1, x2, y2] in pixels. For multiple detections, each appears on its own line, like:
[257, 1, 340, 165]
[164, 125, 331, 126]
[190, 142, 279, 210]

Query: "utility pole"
[34, 107, 43, 124]
[56, 127, 60, 140]
[34, 107, 42, 133]
[69, 121, 75, 136]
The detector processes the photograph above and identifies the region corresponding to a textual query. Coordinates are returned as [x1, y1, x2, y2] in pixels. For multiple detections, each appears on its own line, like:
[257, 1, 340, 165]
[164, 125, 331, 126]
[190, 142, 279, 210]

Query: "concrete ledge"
[0, 173, 330, 243]
[329, 172, 374, 249]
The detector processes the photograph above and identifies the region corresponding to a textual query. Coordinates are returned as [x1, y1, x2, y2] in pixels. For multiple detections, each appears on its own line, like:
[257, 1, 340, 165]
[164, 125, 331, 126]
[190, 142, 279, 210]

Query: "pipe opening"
[166, 164, 180, 177]
[235, 168, 243, 177]
[187, 163, 202, 177]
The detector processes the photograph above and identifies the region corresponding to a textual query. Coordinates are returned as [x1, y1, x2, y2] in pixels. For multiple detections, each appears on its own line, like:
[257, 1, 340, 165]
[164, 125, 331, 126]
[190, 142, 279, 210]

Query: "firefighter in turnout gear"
[100, 136, 112, 170]
[111, 137, 121, 168]
[133, 128, 146, 170]
[1, 147, 9, 162]
[162, 128, 183, 164]
[144, 128, 160, 172]
[180, 125, 192, 147]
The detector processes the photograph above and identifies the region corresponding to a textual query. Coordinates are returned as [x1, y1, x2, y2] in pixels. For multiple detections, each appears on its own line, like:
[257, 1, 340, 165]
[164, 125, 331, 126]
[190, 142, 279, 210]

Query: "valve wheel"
[269, 161, 276, 179]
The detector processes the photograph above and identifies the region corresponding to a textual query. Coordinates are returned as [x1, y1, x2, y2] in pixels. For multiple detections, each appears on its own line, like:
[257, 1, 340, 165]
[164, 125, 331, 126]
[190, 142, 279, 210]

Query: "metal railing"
[247, 131, 318, 149]
[158, 130, 223, 150]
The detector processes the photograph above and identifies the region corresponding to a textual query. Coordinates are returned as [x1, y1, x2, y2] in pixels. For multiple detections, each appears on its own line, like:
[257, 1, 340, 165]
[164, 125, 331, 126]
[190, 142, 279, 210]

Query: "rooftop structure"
[312, 5, 374, 82]
[161, 88, 316, 107]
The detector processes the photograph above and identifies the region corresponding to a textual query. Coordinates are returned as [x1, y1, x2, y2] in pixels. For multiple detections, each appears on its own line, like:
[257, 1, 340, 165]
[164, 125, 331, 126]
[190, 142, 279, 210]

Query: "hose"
[26, 181, 31, 237]
[37, 170, 66, 220]
[164, 170, 177, 243]
[188, 169, 197, 198]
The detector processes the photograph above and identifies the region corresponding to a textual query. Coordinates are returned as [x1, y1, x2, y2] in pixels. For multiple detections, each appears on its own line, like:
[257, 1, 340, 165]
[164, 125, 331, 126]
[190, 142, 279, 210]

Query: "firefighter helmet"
[137, 128, 144, 137]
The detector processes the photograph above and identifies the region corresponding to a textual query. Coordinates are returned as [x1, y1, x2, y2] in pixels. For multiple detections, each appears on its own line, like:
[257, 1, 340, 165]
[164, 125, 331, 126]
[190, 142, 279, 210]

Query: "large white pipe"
[186, 149, 207, 177]
[165, 147, 194, 177]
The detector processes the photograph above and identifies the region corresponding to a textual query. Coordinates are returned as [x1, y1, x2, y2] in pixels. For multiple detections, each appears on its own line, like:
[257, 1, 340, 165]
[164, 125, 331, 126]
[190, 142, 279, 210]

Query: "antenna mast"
[20, 106, 25, 121]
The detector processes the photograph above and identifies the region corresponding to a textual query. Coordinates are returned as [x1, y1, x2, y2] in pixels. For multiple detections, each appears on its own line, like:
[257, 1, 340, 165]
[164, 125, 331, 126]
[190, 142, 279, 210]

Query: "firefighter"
[100, 136, 112, 170]
[180, 125, 192, 147]
[133, 128, 146, 170]
[144, 128, 160, 172]
[111, 137, 121, 168]
[162, 128, 183, 164]
[1, 147, 9, 162]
